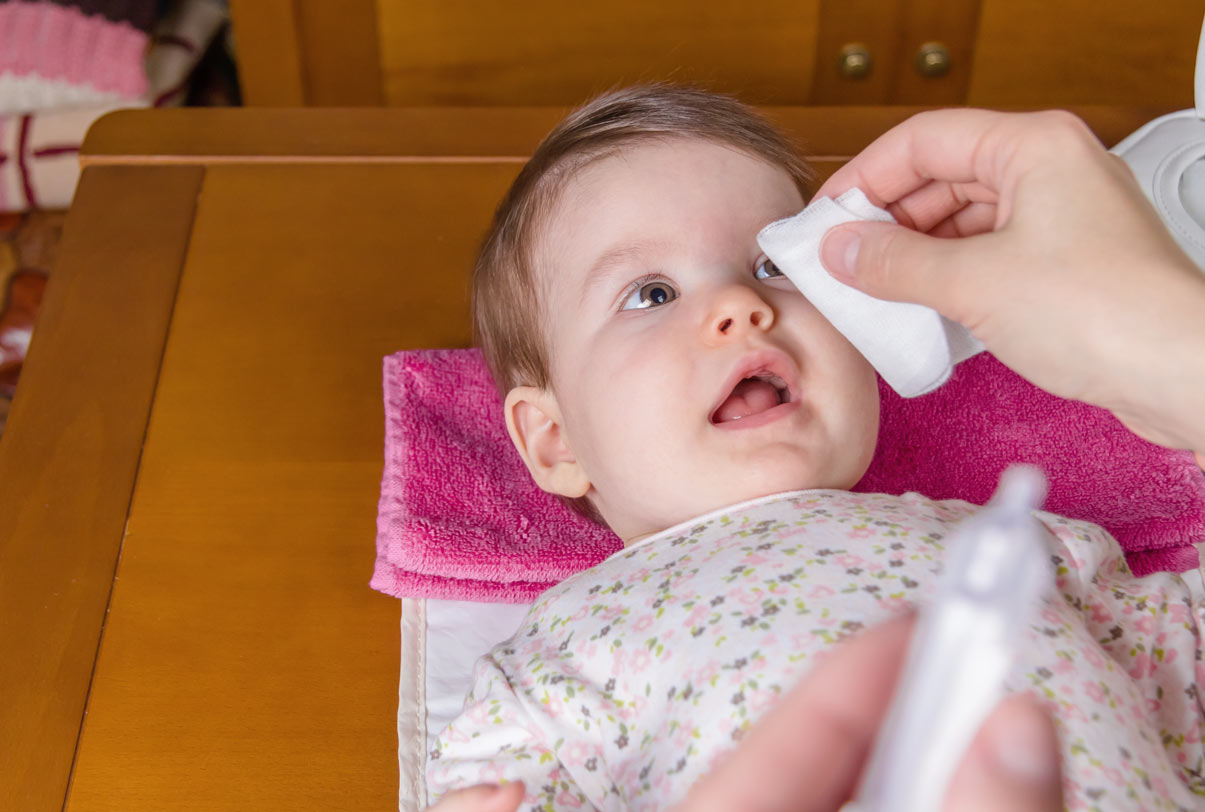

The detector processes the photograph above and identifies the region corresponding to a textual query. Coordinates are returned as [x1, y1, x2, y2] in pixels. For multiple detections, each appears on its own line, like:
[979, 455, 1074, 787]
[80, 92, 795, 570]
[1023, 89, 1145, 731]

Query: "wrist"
[1116, 276, 1205, 453]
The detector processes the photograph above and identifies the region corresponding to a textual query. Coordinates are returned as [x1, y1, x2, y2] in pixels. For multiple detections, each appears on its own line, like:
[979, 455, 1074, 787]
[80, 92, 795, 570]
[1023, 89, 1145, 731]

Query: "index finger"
[815, 108, 1091, 210]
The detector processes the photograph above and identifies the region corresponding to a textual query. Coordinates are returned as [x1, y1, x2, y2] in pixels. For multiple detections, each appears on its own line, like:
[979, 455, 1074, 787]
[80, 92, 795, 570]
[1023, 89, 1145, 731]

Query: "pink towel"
[372, 350, 620, 603]
[372, 350, 1205, 603]
[855, 355, 1205, 576]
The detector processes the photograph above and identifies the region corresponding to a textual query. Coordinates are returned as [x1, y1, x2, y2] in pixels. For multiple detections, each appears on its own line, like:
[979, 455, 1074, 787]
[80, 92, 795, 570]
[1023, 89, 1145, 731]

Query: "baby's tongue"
[714, 378, 780, 423]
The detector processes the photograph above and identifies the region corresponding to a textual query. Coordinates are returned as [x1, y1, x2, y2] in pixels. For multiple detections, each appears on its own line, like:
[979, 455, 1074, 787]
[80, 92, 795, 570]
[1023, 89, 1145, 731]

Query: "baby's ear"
[503, 387, 591, 498]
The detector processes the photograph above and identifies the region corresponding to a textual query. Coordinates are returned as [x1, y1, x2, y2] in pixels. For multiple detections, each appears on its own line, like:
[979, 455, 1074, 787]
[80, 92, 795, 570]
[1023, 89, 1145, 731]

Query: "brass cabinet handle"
[838, 43, 873, 79]
[915, 42, 951, 77]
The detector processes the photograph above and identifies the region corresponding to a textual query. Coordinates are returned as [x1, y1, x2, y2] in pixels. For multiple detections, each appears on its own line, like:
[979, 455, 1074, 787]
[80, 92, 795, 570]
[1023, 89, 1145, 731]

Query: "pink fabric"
[0, 2, 149, 99]
[855, 354, 1205, 576]
[371, 349, 1205, 603]
[371, 350, 620, 603]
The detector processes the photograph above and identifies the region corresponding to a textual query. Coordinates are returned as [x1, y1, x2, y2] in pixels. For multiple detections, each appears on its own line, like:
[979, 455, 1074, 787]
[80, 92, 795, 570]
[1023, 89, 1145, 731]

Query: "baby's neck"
[622, 530, 655, 547]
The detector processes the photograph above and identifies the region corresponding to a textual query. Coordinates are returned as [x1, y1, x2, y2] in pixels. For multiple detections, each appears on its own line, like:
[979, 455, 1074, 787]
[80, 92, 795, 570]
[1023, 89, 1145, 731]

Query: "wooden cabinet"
[376, 0, 821, 106]
[230, 0, 1203, 108]
[969, 0, 1202, 107]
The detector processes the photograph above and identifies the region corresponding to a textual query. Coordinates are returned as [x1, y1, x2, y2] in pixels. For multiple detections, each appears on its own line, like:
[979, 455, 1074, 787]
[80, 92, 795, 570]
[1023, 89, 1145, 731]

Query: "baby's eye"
[620, 280, 679, 311]
[754, 257, 785, 280]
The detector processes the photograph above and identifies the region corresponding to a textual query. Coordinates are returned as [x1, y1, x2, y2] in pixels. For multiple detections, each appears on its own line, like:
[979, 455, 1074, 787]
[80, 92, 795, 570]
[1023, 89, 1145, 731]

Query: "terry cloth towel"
[371, 350, 621, 603]
[371, 349, 1205, 603]
[857, 354, 1205, 577]
[757, 188, 985, 397]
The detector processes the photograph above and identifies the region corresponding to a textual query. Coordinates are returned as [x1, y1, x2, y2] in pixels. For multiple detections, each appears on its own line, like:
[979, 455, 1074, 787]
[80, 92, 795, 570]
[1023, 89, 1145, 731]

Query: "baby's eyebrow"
[580, 242, 659, 305]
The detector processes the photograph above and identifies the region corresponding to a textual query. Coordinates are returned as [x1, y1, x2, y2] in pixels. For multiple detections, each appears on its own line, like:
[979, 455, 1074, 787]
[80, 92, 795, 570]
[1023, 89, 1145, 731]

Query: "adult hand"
[424, 781, 524, 812]
[673, 614, 1063, 812]
[815, 109, 1205, 454]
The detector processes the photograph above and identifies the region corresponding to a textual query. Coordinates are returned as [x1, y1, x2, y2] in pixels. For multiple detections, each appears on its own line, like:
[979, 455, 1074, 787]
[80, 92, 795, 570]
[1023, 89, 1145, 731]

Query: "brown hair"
[472, 84, 814, 520]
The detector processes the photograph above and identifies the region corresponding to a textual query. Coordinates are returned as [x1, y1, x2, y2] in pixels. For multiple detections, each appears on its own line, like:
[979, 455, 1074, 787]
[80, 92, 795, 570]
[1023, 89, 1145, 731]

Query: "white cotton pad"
[757, 188, 984, 398]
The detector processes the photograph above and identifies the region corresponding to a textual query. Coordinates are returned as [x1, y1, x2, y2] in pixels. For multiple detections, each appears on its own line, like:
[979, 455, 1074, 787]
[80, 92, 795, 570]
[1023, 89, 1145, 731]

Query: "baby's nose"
[704, 285, 775, 343]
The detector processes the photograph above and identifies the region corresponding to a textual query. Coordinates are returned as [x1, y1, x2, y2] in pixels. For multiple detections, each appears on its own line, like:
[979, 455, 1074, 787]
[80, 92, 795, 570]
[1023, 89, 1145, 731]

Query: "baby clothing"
[427, 491, 1205, 811]
[756, 189, 985, 397]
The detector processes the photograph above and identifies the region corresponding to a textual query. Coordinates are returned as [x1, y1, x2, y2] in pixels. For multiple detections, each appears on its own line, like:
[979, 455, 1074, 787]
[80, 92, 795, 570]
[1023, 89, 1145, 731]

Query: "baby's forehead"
[534, 139, 799, 264]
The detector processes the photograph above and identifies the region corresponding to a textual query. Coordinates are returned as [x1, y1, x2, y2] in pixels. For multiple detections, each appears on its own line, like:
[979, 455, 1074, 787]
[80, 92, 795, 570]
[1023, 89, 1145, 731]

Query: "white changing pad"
[399, 597, 532, 812]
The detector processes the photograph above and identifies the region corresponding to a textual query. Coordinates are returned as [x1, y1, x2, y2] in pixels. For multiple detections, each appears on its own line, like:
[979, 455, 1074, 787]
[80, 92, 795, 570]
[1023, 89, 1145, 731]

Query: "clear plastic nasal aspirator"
[847, 465, 1055, 812]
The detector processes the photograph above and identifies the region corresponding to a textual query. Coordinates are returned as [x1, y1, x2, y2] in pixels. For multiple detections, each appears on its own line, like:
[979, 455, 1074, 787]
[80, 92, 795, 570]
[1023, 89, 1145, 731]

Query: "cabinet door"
[377, 0, 821, 105]
[969, 0, 1202, 107]
[810, 0, 981, 105]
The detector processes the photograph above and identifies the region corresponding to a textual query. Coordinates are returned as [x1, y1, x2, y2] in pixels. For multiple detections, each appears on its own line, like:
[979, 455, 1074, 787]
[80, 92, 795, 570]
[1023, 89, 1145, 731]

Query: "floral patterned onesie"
[427, 490, 1205, 811]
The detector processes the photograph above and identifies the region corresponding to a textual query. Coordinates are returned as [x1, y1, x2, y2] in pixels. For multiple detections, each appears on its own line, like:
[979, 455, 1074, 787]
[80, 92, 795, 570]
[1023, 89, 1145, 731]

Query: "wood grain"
[969, 0, 1202, 106]
[227, 0, 305, 106]
[887, 0, 982, 105]
[0, 166, 202, 812]
[81, 108, 566, 164]
[810, 0, 905, 105]
[64, 163, 519, 811]
[294, 0, 384, 105]
[229, 0, 1202, 108]
[81, 106, 1172, 169]
[377, 0, 821, 106]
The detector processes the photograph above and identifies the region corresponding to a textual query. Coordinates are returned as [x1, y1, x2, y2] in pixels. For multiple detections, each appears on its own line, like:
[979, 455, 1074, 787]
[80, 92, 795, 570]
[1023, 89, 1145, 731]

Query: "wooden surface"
[810, 0, 981, 105]
[80, 108, 562, 163]
[228, 0, 383, 106]
[376, 0, 821, 105]
[1, 105, 1176, 811]
[226, 0, 305, 106]
[81, 104, 1172, 188]
[293, 0, 383, 106]
[230, 0, 1204, 107]
[64, 162, 515, 811]
[969, 0, 1202, 106]
[81, 105, 1169, 160]
[885, 0, 982, 106]
[0, 166, 202, 812]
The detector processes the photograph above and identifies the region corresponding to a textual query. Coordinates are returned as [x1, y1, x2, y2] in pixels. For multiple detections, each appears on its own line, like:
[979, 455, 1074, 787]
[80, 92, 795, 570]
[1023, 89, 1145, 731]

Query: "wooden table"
[0, 106, 1166, 811]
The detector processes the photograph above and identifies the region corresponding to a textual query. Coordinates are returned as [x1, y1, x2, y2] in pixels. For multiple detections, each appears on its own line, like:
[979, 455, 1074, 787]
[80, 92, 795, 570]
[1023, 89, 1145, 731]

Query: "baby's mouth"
[711, 373, 790, 424]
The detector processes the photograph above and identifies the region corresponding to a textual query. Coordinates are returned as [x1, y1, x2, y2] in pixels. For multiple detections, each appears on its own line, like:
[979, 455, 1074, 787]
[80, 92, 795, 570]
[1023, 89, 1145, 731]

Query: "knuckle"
[858, 224, 904, 293]
[1031, 110, 1100, 154]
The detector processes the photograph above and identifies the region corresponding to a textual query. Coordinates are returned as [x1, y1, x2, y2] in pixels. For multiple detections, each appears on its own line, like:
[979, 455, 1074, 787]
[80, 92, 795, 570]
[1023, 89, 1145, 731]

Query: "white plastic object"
[1109, 13, 1205, 272]
[846, 466, 1054, 812]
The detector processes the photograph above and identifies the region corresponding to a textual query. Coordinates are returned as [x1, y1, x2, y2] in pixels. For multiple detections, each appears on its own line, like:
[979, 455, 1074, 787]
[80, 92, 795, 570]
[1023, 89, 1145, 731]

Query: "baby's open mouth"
[711, 373, 790, 424]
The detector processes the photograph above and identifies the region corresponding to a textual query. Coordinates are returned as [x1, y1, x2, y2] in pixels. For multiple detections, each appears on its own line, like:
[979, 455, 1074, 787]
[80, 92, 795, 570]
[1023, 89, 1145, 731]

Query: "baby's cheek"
[827, 356, 880, 487]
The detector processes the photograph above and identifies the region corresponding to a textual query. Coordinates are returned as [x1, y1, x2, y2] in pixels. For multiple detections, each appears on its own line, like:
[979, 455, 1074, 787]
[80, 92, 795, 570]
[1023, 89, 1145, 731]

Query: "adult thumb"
[942, 695, 1063, 812]
[819, 221, 977, 320]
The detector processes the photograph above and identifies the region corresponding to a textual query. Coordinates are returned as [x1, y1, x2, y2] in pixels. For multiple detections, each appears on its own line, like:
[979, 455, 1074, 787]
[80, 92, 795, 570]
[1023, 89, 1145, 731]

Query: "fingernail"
[821, 226, 861, 279]
[990, 703, 1059, 784]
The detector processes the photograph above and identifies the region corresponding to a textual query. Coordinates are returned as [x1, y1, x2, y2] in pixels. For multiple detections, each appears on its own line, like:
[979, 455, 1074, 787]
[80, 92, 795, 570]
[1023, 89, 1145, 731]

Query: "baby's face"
[530, 138, 879, 542]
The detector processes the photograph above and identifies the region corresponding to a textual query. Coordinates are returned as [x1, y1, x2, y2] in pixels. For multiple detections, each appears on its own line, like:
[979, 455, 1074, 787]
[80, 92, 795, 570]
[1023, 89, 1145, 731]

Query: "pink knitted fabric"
[0, 2, 150, 101]
[371, 350, 1205, 603]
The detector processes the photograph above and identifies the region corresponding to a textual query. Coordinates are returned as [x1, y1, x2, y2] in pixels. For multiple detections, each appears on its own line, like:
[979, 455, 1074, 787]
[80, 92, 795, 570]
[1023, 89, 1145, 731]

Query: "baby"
[427, 86, 1205, 810]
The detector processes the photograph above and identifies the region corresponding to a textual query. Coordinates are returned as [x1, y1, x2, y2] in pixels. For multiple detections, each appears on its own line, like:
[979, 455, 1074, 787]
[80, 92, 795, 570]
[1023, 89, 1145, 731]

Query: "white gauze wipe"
[757, 188, 984, 398]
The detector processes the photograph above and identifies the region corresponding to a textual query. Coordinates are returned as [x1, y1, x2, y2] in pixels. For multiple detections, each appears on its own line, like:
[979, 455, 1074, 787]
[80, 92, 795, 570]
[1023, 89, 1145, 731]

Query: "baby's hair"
[472, 83, 814, 520]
